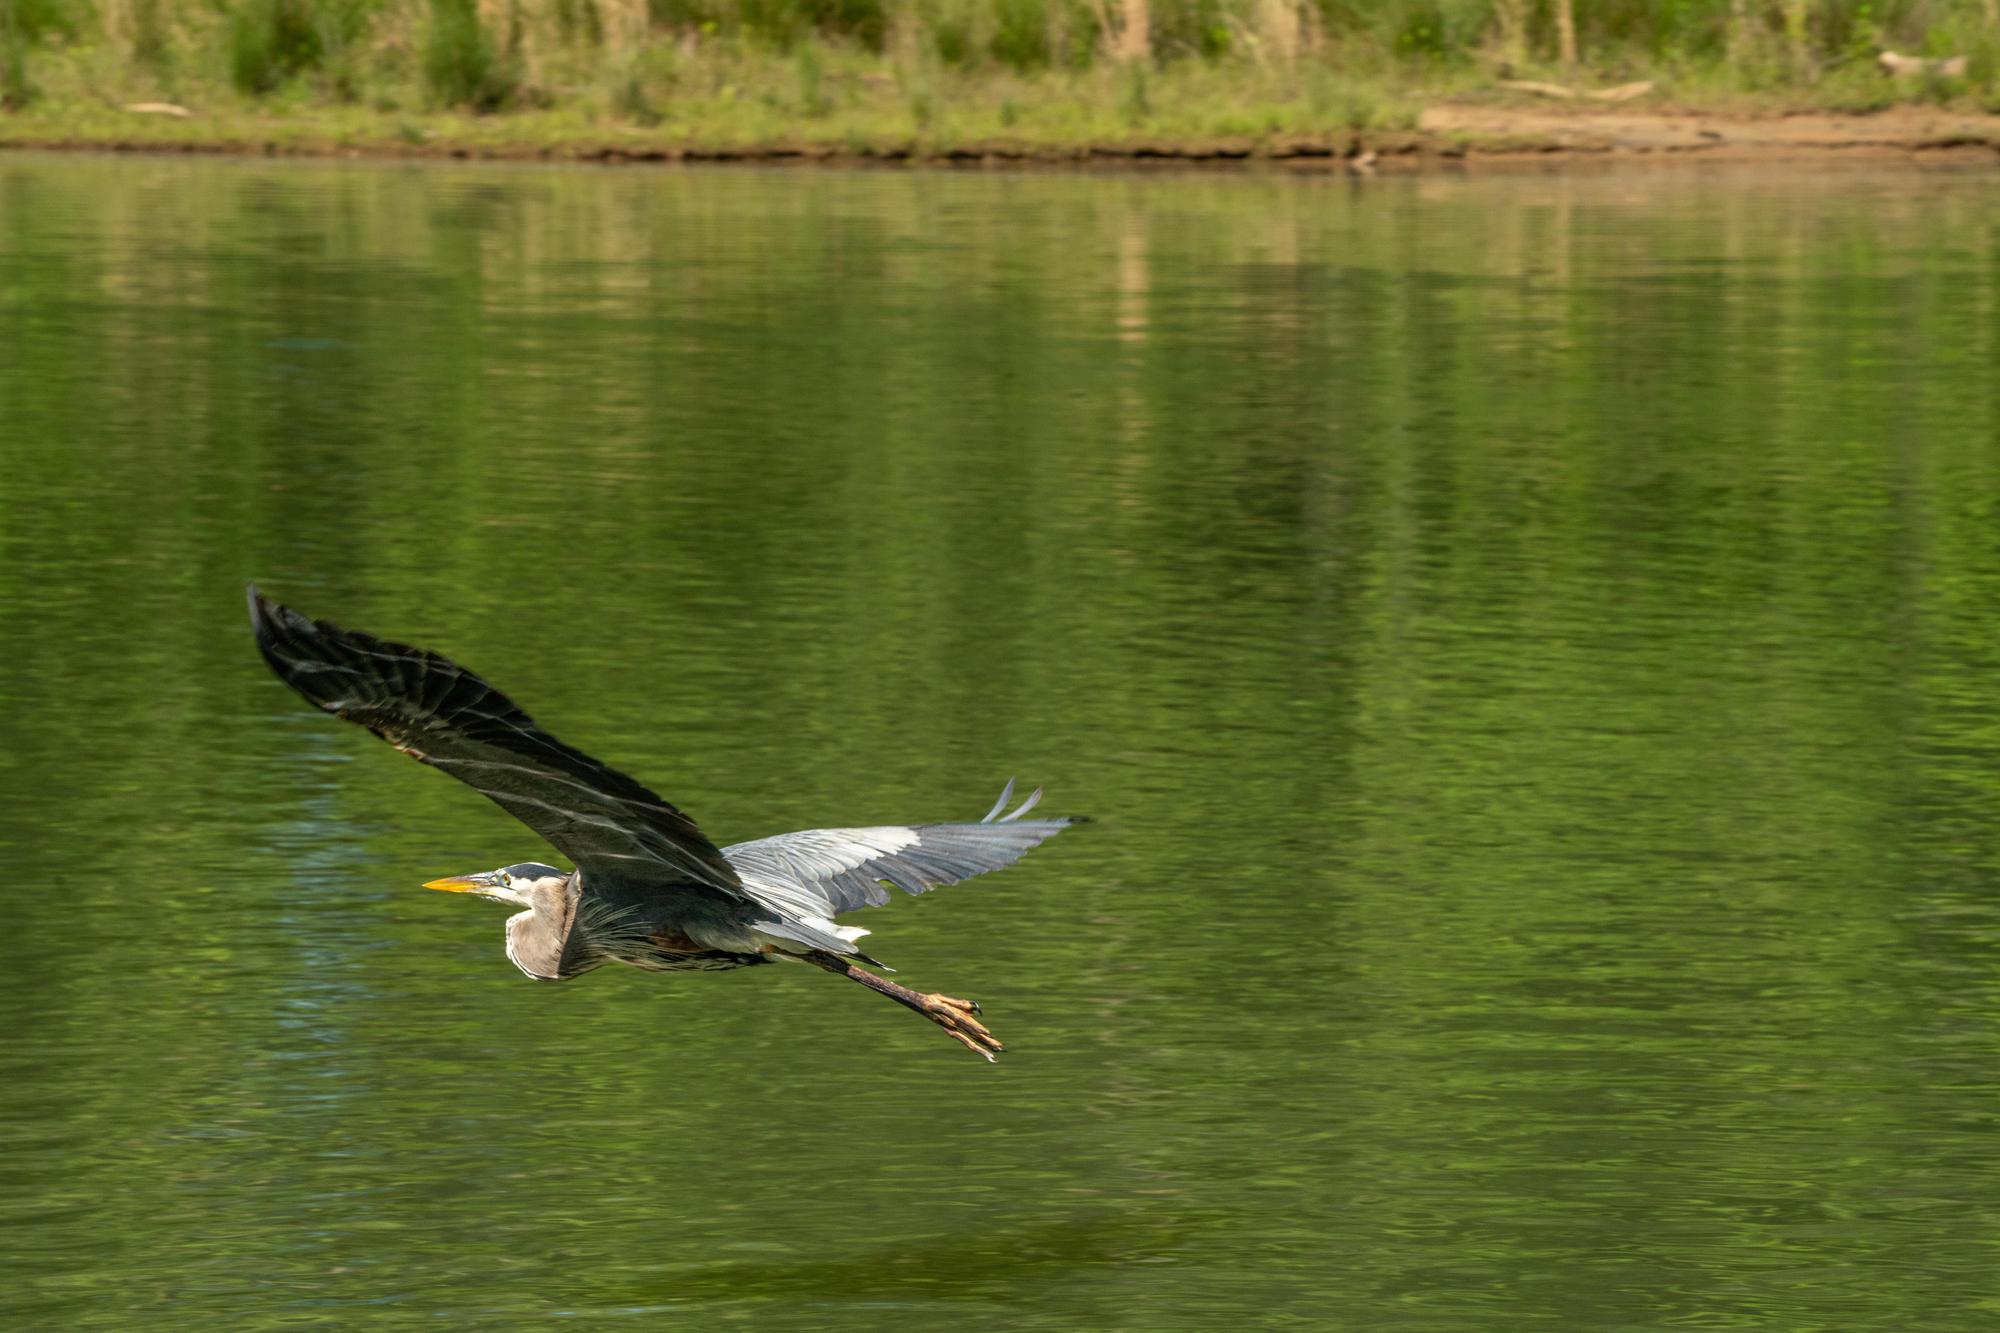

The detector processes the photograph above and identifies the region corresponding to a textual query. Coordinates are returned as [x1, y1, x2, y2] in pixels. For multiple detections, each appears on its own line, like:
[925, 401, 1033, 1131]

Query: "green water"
[4, 154, 2000, 1329]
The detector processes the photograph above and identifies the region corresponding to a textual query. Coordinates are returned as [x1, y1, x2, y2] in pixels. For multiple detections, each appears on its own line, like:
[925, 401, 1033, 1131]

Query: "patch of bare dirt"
[1423, 104, 2000, 164]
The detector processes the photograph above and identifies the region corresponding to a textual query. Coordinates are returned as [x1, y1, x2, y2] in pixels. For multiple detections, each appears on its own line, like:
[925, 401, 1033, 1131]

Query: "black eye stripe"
[501, 862, 561, 880]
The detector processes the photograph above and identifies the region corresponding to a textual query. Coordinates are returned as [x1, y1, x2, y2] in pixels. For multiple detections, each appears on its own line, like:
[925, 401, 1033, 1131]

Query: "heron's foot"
[921, 992, 1003, 1061]
[798, 951, 1006, 1062]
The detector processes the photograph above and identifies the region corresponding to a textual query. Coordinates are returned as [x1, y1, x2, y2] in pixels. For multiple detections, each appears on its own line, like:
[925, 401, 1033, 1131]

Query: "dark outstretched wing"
[247, 585, 743, 896]
[722, 780, 1082, 922]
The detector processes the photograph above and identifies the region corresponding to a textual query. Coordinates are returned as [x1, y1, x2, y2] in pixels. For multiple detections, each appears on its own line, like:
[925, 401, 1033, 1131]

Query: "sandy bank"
[4, 104, 1999, 171]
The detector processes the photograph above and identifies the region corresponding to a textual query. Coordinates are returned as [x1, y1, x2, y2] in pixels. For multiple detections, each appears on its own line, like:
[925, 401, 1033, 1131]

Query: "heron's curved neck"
[505, 878, 581, 980]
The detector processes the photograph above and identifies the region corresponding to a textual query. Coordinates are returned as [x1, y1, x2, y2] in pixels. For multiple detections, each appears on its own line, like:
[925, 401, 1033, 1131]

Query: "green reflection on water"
[3, 156, 2000, 1329]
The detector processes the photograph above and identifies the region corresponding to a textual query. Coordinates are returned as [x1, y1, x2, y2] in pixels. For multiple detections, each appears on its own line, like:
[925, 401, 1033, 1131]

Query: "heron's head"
[423, 862, 568, 907]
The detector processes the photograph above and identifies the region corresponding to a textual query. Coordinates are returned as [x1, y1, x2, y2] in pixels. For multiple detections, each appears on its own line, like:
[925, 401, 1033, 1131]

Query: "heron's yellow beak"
[423, 874, 487, 893]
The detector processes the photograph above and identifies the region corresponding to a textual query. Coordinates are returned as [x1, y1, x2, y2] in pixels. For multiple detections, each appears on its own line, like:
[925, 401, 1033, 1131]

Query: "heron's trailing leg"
[802, 950, 1003, 1061]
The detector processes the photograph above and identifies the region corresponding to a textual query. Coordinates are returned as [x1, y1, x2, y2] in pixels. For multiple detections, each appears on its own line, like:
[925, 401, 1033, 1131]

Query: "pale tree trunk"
[1781, 0, 1814, 82]
[100, 0, 130, 49]
[602, 0, 647, 49]
[888, 0, 922, 68]
[1257, 0, 1300, 69]
[1492, 0, 1529, 68]
[1553, 0, 1578, 67]
[1115, 0, 1151, 63]
[1726, 0, 1752, 67]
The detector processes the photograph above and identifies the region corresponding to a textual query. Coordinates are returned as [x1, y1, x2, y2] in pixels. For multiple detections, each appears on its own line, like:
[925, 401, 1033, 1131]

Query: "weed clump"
[423, 0, 519, 111]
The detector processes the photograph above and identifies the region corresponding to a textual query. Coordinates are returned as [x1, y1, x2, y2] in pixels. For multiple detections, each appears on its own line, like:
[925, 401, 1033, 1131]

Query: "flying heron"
[247, 586, 1081, 1060]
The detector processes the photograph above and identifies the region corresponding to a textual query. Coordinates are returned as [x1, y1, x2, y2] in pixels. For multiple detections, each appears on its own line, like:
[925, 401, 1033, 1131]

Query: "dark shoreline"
[7, 106, 2000, 172]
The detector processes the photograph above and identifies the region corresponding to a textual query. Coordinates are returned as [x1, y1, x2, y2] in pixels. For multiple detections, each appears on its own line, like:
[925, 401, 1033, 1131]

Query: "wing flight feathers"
[723, 782, 1082, 920]
[247, 585, 743, 895]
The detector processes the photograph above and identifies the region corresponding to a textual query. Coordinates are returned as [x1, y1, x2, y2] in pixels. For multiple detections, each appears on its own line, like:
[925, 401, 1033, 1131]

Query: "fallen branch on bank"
[1499, 80, 1655, 103]
[1876, 51, 1968, 78]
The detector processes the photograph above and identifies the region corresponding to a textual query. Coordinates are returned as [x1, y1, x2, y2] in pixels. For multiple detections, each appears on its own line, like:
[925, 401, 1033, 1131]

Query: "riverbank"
[5, 99, 2000, 170]
[8, 0, 2000, 170]
[10, 0, 2000, 171]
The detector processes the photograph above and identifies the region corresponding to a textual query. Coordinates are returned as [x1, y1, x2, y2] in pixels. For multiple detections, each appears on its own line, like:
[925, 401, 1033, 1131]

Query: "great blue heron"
[247, 586, 1081, 1060]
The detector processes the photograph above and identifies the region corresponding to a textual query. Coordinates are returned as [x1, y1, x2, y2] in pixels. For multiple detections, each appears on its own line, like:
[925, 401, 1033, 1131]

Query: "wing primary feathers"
[247, 584, 744, 897]
[722, 783, 1085, 924]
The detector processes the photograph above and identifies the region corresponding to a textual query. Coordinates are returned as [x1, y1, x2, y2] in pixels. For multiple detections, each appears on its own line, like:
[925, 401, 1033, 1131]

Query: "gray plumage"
[247, 586, 1082, 1060]
[725, 781, 1074, 924]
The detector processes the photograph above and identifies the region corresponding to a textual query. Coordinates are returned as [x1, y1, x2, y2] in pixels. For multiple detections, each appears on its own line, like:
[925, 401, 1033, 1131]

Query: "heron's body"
[500, 876, 763, 979]
[247, 587, 1080, 1059]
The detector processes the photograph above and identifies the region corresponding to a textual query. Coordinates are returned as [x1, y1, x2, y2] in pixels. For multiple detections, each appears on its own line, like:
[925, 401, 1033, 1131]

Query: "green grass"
[0, 27, 1433, 155]
[0, 1, 1997, 159]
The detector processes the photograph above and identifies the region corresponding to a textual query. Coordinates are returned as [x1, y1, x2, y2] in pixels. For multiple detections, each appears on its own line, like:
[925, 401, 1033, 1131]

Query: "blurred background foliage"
[0, 0, 1996, 125]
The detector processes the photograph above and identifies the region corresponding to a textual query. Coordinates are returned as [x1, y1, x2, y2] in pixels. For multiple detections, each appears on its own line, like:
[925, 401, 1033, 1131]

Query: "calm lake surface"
[4, 153, 2000, 1328]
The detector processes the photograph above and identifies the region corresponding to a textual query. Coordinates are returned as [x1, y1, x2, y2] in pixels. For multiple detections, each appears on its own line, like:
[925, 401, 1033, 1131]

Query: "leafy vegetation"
[0, 1, 1994, 147]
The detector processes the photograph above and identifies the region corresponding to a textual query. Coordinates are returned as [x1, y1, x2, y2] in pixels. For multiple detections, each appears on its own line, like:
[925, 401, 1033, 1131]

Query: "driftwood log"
[1499, 79, 1655, 103]
[1876, 51, 1968, 78]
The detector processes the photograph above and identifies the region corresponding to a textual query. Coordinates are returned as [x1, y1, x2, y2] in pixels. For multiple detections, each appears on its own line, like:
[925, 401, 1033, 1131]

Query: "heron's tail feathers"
[755, 916, 886, 967]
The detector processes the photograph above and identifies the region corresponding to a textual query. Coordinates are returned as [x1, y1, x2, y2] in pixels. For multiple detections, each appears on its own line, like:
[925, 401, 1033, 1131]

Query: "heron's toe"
[921, 993, 1003, 1060]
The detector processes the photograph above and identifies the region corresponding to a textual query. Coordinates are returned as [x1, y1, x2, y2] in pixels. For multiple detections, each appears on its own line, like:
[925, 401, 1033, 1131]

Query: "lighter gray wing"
[723, 780, 1082, 925]
[248, 585, 745, 898]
